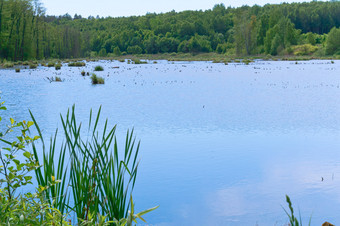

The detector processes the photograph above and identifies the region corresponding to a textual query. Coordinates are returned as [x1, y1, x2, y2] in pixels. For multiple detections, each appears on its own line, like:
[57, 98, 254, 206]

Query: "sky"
[40, 0, 317, 18]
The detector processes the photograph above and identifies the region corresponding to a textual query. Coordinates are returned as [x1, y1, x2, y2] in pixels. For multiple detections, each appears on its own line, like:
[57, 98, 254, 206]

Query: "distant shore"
[0, 52, 338, 69]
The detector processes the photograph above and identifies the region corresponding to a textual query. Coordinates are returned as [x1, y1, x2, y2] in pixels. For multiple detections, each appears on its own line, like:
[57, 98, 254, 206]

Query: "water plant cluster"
[0, 98, 158, 225]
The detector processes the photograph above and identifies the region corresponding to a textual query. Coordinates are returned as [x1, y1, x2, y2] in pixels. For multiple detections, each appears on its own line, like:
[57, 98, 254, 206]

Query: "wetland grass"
[30, 106, 155, 223]
[90, 73, 105, 84]
[94, 65, 104, 71]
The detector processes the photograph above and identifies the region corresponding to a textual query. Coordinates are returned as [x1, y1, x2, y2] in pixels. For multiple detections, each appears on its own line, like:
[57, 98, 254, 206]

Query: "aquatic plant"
[283, 195, 312, 226]
[30, 105, 158, 223]
[46, 76, 63, 82]
[29, 64, 37, 69]
[132, 59, 147, 64]
[90, 73, 105, 84]
[55, 63, 62, 70]
[15, 68, 20, 73]
[47, 62, 55, 67]
[81, 70, 86, 76]
[68, 62, 86, 67]
[94, 65, 104, 71]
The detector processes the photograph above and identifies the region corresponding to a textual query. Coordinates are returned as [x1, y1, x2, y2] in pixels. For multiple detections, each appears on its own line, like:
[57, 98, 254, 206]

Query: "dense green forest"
[1, 0, 340, 61]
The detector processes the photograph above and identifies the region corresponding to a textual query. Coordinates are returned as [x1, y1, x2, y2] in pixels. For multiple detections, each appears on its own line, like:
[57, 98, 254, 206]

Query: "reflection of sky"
[1, 60, 340, 224]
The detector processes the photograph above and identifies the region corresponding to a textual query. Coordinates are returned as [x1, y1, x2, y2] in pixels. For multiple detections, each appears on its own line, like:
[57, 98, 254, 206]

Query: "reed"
[30, 106, 145, 223]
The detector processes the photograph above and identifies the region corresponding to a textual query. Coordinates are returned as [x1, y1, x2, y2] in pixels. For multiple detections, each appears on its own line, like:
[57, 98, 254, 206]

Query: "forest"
[1, 0, 340, 61]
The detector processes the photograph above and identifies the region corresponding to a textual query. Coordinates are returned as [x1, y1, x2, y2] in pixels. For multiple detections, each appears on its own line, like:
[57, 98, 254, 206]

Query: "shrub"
[292, 44, 318, 56]
[90, 73, 105, 84]
[94, 65, 104, 71]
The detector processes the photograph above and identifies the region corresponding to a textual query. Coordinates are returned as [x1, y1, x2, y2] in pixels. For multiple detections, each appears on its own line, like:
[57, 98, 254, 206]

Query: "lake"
[0, 59, 340, 225]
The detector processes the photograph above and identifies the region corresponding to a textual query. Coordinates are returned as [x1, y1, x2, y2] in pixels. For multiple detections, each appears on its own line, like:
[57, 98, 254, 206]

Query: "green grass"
[30, 106, 145, 223]
[94, 65, 104, 71]
[90, 73, 105, 84]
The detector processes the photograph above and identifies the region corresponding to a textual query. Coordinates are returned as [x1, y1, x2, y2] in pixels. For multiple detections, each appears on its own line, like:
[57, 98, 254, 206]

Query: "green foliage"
[326, 27, 340, 55]
[292, 44, 318, 56]
[15, 68, 20, 73]
[30, 105, 157, 224]
[94, 65, 104, 71]
[47, 62, 55, 67]
[0, 1, 340, 59]
[2, 62, 14, 68]
[90, 73, 105, 84]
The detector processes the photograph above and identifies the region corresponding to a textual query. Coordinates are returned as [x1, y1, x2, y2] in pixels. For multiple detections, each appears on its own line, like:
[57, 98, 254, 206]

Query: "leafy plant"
[283, 195, 312, 226]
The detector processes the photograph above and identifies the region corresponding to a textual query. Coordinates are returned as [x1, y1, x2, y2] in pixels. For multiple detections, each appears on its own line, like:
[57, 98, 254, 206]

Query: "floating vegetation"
[94, 65, 104, 71]
[90, 73, 105, 84]
[81, 70, 86, 76]
[46, 76, 63, 82]
[15, 68, 20, 73]
[68, 61, 86, 67]
[55, 63, 62, 70]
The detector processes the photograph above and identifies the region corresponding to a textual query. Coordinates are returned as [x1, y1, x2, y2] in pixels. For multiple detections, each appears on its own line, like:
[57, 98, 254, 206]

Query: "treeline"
[1, 0, 340, 61]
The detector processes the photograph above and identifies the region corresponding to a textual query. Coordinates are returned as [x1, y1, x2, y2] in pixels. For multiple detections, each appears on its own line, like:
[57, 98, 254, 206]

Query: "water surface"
[0, 60, 340, 225]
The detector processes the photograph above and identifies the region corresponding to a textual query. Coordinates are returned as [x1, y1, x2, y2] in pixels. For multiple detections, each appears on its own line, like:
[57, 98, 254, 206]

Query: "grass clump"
[90, 73, 105, 84]
[55, 63, 62, 70]
[94, 65, 104, 71]
[132, 59, 147, 64]
[29, 63, 37, 69]
[81, 70, 86, 76]
[15, 68, 20, 73]
[68, 61, 86, 67]
[3, 62, 14, 68]
[47, 62, 55, 67]
[46, 76, 63, 82]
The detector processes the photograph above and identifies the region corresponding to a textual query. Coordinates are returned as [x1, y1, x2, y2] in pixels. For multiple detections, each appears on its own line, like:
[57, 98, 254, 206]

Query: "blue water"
[1, 60, 340, 225]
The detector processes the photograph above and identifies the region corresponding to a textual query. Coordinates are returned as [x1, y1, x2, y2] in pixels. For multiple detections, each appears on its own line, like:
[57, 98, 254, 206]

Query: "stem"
[0, 150, 12, 200]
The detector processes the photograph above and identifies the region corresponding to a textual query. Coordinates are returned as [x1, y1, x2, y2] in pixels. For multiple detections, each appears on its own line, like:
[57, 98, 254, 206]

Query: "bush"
[326, 27, 340, 55]
[90, 73, 105, 84]
[127, 45, 143, 54]
[94, 65, 104, 71]
[292, 44, 318, 56]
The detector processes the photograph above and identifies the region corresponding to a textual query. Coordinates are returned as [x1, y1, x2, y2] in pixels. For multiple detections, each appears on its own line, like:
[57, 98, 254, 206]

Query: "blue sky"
[40, 0, 316, 17]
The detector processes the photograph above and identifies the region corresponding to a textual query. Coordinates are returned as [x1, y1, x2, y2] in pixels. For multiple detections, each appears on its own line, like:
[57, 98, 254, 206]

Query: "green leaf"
[10, 118, 14, 125]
